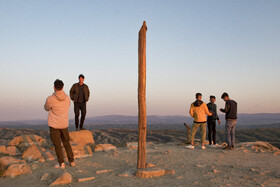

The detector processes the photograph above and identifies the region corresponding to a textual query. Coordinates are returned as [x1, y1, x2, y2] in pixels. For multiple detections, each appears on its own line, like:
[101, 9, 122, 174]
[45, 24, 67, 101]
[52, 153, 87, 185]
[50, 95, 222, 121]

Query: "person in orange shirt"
[186, 93, 212, 150]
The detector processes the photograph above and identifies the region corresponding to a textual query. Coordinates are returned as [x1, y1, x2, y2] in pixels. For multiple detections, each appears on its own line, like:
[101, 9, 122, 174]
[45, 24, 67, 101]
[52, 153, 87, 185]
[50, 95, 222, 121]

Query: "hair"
[195, 93, 202, 99]
[54, 79, 64, 90]
[221, 92, 229, 99]
[210, 95, 216, 99]
[79, 74, 85, 79]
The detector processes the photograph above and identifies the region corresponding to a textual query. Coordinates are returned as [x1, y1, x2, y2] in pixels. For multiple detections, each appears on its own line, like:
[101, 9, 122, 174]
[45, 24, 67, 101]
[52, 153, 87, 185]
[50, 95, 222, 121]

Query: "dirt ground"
[0, 142, 279, 187]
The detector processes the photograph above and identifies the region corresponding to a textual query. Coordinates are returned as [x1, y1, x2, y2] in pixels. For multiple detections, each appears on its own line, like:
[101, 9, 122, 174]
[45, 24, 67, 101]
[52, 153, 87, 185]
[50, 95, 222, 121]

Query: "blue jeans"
[225, 120, 237, 147]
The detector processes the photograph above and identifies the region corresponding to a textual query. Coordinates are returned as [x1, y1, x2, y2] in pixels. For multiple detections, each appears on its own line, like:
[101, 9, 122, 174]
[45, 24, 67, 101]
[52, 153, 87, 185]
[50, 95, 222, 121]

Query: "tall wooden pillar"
[137, 21, 147, 169]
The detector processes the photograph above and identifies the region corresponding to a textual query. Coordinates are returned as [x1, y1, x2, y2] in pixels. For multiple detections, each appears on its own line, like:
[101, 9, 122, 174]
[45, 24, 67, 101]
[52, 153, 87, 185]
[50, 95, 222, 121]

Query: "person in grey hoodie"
[44, 79, 75, 169]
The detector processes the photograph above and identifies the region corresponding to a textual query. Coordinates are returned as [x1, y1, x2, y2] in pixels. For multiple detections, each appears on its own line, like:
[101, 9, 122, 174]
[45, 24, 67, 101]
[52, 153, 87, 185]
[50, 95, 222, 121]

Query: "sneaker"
[211, 144, 217, 148]
[201, 145, 206, 150]
[185, 145, 194, 149]
[55, 163, 65, 169]
[70, 162, 76, 167]
[76, 128, 79, 131]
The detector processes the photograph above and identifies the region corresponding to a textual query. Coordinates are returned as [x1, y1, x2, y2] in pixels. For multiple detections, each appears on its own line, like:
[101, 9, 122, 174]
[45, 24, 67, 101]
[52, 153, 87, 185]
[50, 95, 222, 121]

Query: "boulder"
[49, 172, 72, 186]
[9, 134, 47, 152]
[68, 143, 93, 159]
[0, 145, 7, 155]
[94, 144, 117, 152]
[22, 145, 43, 162]
[0, 156, 25, 170]
[3, 163, 31, 178]
[22, 144, 55, 162]
[69, 130, 95, 146]
[7, 146, 21, 156]
[237, 142, 279, 152]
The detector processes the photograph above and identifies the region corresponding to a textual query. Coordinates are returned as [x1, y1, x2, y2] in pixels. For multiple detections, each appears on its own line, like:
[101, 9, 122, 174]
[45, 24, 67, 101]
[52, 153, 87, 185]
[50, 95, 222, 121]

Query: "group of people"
[186, 93, 238, 150]
[44, 74, 90, 169]
[44, 75, 237, 169]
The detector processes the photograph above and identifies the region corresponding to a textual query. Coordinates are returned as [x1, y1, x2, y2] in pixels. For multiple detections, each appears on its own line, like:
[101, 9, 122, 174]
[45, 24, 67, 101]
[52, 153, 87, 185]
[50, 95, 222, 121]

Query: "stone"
[41, 173, 50, 181]
[3, 163, 32, 178]
[0, 156, 25, 170]
[9, 135, 47, 152]
[237, 142, 279, 152]
[213, 169, 222, 174]
[273, 151, 280, 156]
[49, 172, 72, 186]
[22, 145, 43, 162]
[78, 176, 95, 182]
[94, 144, 117, 152]
[69, 130, 95, 146]
[7, 146, 21, 156]
[135, 168, 166, 178]
[96, 169, 114, 174]
[0, 145, 7, 155]
[70, 144, 92, 159]
[165, 170, 175, 174]
[146, 163, 155, 168]
[119, 169, 136, 177]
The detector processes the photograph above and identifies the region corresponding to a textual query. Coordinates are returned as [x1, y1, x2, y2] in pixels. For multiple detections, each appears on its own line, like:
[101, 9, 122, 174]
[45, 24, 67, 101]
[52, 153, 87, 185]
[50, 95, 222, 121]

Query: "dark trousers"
[49, 127, 74, 164]
[74, 102, 87, 129]
[207, 120, 216, 145]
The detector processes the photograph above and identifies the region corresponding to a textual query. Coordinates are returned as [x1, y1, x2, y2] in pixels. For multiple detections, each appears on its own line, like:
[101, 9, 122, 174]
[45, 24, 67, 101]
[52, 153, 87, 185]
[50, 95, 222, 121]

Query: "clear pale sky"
[0, 1, 280, 121]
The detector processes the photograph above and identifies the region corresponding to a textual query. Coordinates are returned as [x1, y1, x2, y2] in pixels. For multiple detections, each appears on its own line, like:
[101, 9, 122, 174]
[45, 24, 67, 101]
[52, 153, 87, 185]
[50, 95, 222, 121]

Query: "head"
[78, 74, 85, 84]
[221, 92, 230, 102]
[54, 79, 64, 91]
[210, 95, 216, 103]
[195, 93, 202, 101]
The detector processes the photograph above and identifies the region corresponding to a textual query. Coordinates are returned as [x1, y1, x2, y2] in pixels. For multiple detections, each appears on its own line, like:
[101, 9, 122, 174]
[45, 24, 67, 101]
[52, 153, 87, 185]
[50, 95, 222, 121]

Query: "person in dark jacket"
[70, 74, 90, 131]
[220, 92, 237, 150]
[207, 95, 221, 147]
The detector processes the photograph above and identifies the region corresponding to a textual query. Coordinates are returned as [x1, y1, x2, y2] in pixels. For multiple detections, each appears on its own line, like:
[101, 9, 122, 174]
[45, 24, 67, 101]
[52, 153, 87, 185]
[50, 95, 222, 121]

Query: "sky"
[0, 0, 280, 121]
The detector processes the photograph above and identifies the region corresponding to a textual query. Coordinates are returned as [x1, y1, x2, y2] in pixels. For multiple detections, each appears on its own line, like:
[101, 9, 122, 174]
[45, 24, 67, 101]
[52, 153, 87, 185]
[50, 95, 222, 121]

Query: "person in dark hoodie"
[44, 79, 75, 169]
[207, 95, 221, 147]
[186, 93, 212, 150]
[220, 92, 237, 150]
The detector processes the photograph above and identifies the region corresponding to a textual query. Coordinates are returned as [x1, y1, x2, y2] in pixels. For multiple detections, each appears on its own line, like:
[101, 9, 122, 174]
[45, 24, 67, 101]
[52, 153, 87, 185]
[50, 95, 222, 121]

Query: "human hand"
[218, 120, 221, 125]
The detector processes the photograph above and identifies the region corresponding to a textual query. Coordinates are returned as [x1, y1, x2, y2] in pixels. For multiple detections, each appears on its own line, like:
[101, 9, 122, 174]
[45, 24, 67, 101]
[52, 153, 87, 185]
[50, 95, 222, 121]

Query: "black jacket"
[207, 102, 219, 121]
[220, 100, 237, 120]
[69, 83, 90, 103]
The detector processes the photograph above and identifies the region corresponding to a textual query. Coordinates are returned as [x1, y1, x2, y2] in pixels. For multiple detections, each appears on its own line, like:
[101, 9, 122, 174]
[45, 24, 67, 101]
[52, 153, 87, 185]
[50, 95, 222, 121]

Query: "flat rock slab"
[78, 176, 95, 182]
[135, 168, 173, 178]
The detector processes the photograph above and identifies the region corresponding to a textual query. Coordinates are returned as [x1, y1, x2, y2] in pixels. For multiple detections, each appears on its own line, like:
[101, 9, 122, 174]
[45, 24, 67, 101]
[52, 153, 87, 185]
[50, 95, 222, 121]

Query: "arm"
[204, 104, 212, 116]
[69, 84, 75, 101]
[220, 101, 230, 113]
[189, 104, 194, 117]
[44, 98, 51, 111]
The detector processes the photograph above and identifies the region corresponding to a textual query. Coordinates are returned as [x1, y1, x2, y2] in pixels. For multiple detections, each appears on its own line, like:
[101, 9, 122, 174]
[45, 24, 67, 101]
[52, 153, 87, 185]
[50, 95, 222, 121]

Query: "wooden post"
[137, 21, 147, 169]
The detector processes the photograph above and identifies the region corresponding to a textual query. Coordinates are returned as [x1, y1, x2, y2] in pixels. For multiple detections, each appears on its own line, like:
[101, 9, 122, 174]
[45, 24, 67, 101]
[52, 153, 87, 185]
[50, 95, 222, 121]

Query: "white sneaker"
[185, 145, 194, 149]
[201, 146, 206, 150]
[55, 163, 65, 169]
[210, 144, 217, 148]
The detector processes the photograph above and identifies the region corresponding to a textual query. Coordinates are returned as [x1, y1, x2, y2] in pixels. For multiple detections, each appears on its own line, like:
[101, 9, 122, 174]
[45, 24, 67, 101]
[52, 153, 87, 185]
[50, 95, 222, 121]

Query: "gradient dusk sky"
[0, 0, 280, 121]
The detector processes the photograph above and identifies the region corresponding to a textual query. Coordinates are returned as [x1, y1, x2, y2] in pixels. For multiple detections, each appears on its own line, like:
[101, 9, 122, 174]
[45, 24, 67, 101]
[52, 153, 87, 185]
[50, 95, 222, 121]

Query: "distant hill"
[1, 113, 280, 128]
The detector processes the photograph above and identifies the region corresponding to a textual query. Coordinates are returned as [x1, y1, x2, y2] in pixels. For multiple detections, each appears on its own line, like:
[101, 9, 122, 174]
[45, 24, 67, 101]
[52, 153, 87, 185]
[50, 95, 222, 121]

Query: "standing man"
[44, 79, 75, 169]
[70, 74, 90, 131]
[207, 95, 221, 147]
[186, 93, 212, 150]
[220, 92, 237, 150]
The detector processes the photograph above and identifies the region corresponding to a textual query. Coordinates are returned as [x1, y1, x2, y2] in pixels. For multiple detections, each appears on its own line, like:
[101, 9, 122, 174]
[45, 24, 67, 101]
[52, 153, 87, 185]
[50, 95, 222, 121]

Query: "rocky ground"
[0, 128, 279, 186]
